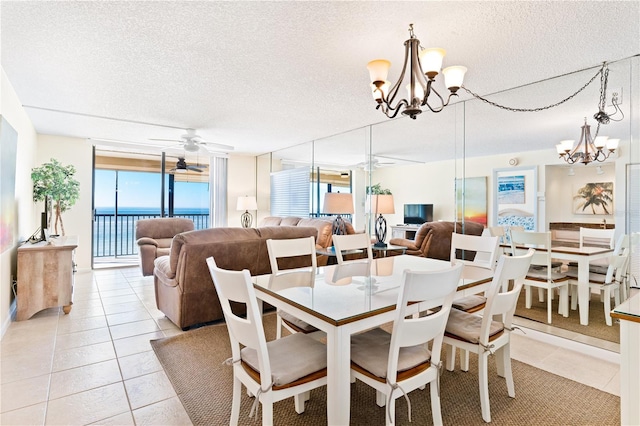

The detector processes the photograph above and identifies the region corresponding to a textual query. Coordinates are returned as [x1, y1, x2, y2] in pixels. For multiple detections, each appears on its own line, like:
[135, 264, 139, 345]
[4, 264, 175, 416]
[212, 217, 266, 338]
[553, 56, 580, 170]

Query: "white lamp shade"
[236, 196, 257, 211]
[560, 140, 574, 152]
[369, 194, 395, 215]
[367, 59, 391, 83]
[323, 193, 354, 214]
[405, 83, 425, 101]
[556, 144, 566, 154]
[606, 138, 619, 150]
[419, 48, 446, 75]
[593, 136, 608, 148]
[442, 65, 467, 89]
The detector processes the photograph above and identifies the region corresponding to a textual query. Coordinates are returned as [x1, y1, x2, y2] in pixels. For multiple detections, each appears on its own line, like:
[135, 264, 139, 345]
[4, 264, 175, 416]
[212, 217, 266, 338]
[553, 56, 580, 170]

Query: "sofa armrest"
[389, 238, 419, 251]
[154, 255, 177, 282]
[137, 237, 159, 247]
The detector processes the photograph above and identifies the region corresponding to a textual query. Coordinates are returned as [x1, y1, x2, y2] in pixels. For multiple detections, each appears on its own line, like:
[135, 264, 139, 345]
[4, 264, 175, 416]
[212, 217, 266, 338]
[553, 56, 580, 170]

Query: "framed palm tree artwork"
[572, 182, 613, 215]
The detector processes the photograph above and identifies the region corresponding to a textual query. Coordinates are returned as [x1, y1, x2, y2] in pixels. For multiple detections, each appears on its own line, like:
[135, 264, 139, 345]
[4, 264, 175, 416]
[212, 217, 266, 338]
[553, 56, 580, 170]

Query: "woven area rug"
[151, 313, 619, 425]
[514, 290, 619, 343]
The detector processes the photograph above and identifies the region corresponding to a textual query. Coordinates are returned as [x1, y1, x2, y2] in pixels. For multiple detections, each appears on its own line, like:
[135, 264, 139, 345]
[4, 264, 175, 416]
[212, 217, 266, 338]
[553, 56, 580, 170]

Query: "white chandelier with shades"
[367, 24, 467, 120]
[556, 118, 619, 165]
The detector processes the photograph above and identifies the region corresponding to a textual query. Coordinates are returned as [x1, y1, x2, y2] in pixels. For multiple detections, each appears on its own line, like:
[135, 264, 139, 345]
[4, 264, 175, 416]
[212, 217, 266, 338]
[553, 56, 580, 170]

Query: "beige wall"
[1, 69, 38, 336]
[227, 155, 257, 227]
[35, 135, 94, 272]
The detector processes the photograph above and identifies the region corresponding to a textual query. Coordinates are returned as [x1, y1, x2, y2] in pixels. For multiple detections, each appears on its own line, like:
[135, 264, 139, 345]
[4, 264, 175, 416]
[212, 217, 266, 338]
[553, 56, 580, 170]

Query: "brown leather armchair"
[390, 221, 485, 260]
[135, 217, 195, 276]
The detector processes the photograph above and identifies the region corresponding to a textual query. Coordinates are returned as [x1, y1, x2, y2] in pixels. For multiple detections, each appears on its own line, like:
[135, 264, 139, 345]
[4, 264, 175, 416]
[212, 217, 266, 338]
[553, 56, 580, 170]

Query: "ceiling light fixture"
[596, 166, 605, 175]
[556, 118, 619, 165]
[367, 24, 466, 120]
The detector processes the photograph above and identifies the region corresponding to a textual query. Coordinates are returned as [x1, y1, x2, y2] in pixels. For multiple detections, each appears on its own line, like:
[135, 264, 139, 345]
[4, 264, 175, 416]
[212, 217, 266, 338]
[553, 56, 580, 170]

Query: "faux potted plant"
[31, 158, 80, 236]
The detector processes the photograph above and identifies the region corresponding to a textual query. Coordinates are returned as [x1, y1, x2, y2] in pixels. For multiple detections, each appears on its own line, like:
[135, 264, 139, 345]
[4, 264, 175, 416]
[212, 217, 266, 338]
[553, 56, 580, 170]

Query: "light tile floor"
[0, 266, 624, 425]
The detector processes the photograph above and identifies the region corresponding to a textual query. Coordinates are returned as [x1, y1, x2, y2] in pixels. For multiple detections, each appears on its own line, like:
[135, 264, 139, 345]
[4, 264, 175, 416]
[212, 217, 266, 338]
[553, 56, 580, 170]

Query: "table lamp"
[370, 194, 395, 247]
[236, 195, 258, 228]
[323, 192, 354, 235]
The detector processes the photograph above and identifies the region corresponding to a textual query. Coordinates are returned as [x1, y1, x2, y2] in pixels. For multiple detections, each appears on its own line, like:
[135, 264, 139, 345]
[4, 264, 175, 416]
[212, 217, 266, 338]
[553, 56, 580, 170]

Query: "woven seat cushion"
[452, 295, 486, 312]
[278, 309, 319, 333]
[445, 308, 504, 343]
[351, 327, 430, 379]
[525, 266, 568, 281]
[567, 262, 609, 274]
[564, 267, 608, 284]
[241, 332, 326, 386]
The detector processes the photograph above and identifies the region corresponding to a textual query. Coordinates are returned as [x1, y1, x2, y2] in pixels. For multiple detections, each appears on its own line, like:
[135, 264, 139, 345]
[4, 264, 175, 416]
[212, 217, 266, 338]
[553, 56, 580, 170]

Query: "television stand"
[390, 224, 421, 240]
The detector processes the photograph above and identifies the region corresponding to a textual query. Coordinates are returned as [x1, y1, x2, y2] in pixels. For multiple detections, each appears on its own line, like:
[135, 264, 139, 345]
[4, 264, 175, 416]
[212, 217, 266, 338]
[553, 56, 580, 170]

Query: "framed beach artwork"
[455, 176, 487, 226]
[572, 182, 613, 215]
[493, 166, 537, 231]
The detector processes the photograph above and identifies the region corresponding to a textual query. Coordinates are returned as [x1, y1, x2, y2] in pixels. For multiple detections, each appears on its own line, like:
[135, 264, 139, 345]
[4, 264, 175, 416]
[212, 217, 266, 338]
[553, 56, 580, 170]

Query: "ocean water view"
[93, 207, 210, 257]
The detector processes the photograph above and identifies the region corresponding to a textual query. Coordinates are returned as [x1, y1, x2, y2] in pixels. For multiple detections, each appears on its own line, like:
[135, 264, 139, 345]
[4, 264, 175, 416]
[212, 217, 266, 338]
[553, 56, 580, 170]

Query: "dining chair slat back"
[206, 257, 327, 425]
[444, 249, 534, 423]
[450, 233, 500, 270]
[332, 233, 373, 264]
[350, 262, 464, 426]
[509, 230, 570, 323]
[266, 236, 320, 338]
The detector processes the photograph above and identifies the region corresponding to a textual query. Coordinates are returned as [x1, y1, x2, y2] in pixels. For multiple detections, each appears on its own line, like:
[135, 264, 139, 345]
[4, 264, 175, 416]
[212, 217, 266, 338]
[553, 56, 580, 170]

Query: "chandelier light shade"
[367, 24, 467, 120]
[236, 195, 258, 228]
[323, 192, 354, 235]
[369, 194, 395, 247]
[556, 118, 619, 165]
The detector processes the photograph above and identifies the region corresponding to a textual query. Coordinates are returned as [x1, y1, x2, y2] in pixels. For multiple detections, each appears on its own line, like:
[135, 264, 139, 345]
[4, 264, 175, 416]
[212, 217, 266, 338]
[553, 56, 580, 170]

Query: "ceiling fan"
[356, 157, 396, 171]
[150, 129, 234, 154]
[170, 157, 204, 173]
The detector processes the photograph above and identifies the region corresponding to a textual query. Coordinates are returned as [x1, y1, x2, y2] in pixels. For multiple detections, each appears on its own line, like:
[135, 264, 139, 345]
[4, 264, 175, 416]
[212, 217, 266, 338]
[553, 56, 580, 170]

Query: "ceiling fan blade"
[149, 138, 183, 142]
[199, 141, 235, 151]
[186, 166, 203, 172]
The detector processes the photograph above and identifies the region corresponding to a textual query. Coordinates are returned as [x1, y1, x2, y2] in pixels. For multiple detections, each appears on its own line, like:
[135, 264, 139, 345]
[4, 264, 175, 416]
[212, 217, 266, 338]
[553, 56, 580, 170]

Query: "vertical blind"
[270, 167, 310, 217]
[210, 156, 228, 227]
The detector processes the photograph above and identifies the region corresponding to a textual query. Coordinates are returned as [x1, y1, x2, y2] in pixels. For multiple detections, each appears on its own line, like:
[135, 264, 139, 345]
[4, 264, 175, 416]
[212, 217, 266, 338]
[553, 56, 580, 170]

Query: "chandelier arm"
[423, 86, 448, 113]
[385, 40, 412, 108]
[461, 64, 604, 112]
[381, 99, 411, 119]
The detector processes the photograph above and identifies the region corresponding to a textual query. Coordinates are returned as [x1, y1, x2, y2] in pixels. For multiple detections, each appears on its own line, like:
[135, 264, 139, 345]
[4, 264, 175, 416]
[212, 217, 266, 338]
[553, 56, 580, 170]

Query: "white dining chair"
[449, 233, 500, 313]
[206, 257, 328, 426]
[350, 262, 464, 426]
[332, 233, 373, 265]
[444, 249, 534, 423]
[266, 236, 319, 339]
[510, 230, 570, 323]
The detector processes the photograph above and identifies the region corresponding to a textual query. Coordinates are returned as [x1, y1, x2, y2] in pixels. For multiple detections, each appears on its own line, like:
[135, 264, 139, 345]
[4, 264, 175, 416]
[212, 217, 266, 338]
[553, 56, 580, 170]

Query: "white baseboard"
[1, 299, 17, 340]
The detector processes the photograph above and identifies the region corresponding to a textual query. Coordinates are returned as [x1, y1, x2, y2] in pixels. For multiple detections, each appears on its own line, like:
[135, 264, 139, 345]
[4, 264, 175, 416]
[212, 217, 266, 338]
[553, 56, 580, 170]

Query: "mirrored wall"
[256, 55, 639, 348]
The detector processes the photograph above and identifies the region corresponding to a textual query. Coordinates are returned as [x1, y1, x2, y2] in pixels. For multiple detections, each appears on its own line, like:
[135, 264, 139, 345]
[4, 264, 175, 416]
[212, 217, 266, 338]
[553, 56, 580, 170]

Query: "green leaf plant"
[31, 158, 80, 235]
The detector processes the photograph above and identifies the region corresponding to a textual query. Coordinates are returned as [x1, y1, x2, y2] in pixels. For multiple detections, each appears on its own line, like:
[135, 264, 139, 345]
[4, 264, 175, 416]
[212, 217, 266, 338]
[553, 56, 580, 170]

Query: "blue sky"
[95, 170, 209, 210]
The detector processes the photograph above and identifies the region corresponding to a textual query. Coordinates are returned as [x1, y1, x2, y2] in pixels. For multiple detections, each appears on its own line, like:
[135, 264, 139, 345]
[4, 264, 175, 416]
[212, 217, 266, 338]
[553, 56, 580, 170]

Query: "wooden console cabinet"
[17, 237, 77, 321]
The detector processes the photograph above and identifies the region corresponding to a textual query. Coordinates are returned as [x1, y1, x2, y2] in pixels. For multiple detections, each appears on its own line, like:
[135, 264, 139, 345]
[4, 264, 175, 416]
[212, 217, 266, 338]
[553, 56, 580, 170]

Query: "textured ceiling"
[1, 1, 639, 164]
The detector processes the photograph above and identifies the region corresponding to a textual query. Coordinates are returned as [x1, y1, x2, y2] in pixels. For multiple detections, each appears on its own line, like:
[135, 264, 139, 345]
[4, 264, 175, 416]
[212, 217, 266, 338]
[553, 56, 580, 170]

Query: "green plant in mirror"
[31, 158, 80, 236]
[366, 183, 392, 195]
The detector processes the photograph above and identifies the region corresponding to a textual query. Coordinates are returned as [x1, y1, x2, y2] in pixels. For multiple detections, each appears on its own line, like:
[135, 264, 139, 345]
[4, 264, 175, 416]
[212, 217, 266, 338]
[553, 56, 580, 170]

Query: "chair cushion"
[452, 295, 486, 312]
[278, 309, 319, 333]
[241, 332, 327, 386]
[565, 267, 608, 284]
[350, 327, 430, 379]
[525, 267, 568, 281]
[445, 308, 504, 343]
[567, 262, 609, 274]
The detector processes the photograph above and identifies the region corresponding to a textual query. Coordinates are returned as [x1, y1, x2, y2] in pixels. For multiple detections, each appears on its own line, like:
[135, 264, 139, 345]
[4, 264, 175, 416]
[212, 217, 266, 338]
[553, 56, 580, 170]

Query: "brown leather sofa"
[135, 217, 195, 276]
[260, 216, 357, 264]
[389, 221, 485, 260]
[153, 226, 318, 329]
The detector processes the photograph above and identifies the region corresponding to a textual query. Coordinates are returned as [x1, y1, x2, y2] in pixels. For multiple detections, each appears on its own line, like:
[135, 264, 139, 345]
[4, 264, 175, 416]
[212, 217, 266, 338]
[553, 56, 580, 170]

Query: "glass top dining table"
[252, 254, 493, 425]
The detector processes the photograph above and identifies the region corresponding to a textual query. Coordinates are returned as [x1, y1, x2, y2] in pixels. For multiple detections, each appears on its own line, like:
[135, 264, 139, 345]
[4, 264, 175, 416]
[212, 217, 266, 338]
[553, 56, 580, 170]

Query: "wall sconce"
[236, 196, 257, 228]
[323, 193, 354, 235]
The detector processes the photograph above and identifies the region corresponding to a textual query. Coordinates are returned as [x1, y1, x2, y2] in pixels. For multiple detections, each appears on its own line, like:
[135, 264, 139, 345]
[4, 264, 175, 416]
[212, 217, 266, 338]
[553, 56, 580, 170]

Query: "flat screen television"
[403, 204, 433, 225]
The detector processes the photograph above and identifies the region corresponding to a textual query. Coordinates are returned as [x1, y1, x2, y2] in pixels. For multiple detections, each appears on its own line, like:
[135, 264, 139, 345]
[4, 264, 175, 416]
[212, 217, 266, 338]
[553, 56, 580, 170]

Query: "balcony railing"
[93, 213, 209, 258]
